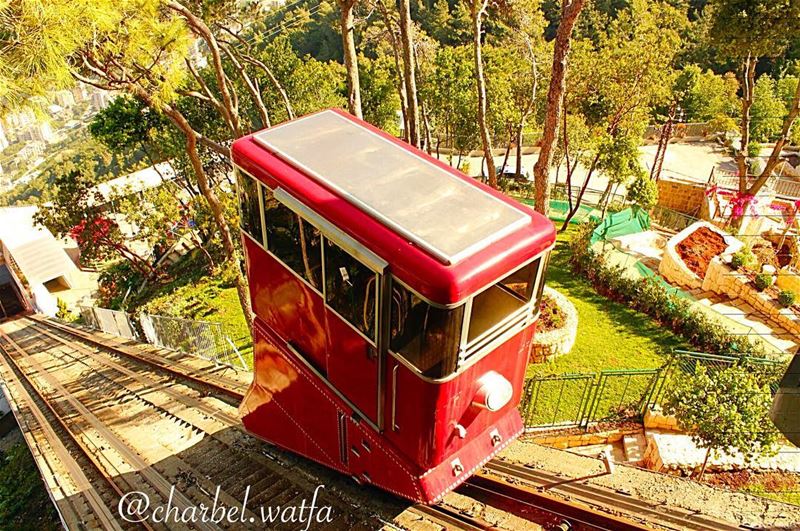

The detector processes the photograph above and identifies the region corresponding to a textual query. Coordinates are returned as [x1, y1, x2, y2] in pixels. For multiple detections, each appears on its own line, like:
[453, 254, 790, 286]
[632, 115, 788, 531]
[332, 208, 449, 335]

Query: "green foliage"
[778, 289, 796, 308]
[55, 297, 73, 321]
[708, 0, 800, 61]
[359, 54, 401, 135]
[730, 250, 758, 271]
[751, 76, 787, 142]
[626, 173, 659, 209]
[0, 444, 60, 529]
[754, 272, 774, 292]
[568, 223, 766, 355]
[664, 365, 780, 465]
[675, 65, 739, 123]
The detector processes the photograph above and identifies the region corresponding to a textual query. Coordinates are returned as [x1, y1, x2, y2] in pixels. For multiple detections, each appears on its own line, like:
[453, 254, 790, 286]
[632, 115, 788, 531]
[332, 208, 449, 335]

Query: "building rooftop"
[0, 206, 78, 286]
[87, 161, 175, 207]
[252, 110, 529, 265]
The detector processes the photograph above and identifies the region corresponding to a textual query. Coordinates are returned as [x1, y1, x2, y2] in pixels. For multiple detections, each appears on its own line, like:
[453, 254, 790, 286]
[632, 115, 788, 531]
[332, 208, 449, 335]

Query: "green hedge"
[568, 222, 766, 356]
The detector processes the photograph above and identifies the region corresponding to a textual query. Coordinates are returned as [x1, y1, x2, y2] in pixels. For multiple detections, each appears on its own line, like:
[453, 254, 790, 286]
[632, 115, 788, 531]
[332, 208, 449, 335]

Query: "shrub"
[539, 295, 566, 331]
[731, 250, 758, 270]
[778, 290, 796, 308]
[568, 227, 765, 356]
[754, 273, 774, 291]
[55, 298, 73, 321]
[626, 172, 659, 210]
[751, 240, 779, 269]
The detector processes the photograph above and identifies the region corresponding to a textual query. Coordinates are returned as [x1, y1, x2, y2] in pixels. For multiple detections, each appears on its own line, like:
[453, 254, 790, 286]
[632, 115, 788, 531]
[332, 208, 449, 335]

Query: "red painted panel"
[383, 325, 534, 469]
[325, 309, 379, 424]
[240, 321, 345, 470]
[243, 236, 328, 374]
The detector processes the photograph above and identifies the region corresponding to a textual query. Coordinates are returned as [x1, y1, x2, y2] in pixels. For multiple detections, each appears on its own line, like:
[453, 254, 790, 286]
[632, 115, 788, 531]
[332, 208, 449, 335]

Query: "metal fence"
[649, 204, 700, 233]
[139, 313, 248, 371]
[714, 172, 800, 200]
[79, 306, 138, 340]
[521, 369, 661, 429]
[77, 305, 250, 371]
[521, 350, 785, 430]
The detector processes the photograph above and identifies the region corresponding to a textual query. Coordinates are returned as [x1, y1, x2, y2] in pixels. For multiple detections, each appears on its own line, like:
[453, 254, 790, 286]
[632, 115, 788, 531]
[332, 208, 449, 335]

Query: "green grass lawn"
[138, 265, 253, 363]
[529, 227, 686, 377]
[523, 227, 687, 425]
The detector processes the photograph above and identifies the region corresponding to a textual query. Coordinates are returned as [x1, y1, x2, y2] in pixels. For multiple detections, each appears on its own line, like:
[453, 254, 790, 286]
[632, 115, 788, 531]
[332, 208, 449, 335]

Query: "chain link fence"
[139, 313, 248, 371]
[78, 306, 138, 340]
[77, 305, 249, 371]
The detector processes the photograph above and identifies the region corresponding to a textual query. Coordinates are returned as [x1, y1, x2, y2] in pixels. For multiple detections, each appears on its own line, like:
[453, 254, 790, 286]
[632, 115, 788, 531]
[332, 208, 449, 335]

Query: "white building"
[16, 142, 45, 163]
[0, 122, 8, 151]
[54, 89, 76, 108]
[19, 122, 56, 144]
[90, 91, 113, 111]
[72, 83, 89, 102]
[87, 162, 176, 210]
[0, 207, 78, 317]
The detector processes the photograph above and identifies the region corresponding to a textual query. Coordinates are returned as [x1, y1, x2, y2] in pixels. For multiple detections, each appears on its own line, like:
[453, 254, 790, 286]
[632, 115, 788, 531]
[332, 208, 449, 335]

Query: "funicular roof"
[251, 110, 529, 265]
[232, 109, 555, 305]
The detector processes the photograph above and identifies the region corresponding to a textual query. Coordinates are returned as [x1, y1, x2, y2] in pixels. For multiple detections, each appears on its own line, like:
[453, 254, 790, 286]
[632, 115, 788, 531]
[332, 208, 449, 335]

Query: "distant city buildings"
[54, 89, 76, 108]
[0, 123, 8, 152]
[91, 91, 112, 111]
[16, 142, 45, 164]
[18, 122, 56, 144]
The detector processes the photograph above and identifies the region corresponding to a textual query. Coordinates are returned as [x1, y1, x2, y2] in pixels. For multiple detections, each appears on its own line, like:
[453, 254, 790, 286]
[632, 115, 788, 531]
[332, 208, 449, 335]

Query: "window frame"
[386, 248, 552, 383]
[235, 168, 267, 249]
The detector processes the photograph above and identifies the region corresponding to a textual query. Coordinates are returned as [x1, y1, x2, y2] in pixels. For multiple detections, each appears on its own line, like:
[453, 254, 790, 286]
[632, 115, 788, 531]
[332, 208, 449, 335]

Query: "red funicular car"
[231, 109, 555, 503]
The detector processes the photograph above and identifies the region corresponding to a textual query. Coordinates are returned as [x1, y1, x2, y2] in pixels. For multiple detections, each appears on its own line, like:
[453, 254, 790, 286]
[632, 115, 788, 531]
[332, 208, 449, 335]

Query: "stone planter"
[531, 287, 578, 363]
[659, 221, 743, 289]
[703, 258, 800, 342]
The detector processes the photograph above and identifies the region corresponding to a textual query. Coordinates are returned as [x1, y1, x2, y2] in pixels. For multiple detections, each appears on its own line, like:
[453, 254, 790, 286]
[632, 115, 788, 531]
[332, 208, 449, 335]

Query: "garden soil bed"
[676, 226, 727, 277]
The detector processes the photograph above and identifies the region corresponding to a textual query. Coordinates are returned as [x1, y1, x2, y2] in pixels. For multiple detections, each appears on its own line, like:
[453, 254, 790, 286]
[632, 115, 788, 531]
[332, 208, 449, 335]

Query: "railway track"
[0, 318, 388, 530]
[10, 316, 747, 530]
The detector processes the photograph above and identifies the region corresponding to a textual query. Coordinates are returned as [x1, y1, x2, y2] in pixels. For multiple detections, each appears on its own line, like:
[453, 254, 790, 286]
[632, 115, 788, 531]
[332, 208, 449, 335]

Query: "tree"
[558, 0, 682, 227]
[0, 0, 256, 325]
[336, 0, 363, 118]
[397, 0, 420, 147]
[664, 365, 780, 479]
[532, 0, 587, 213]
[626, 171, 659, 210]
[464, 0, 498, 187]
[750, 75, 787, 142]
[707, 0, 800, 195]
[34, 166, 157, 278]
[674, 65, 739, 124]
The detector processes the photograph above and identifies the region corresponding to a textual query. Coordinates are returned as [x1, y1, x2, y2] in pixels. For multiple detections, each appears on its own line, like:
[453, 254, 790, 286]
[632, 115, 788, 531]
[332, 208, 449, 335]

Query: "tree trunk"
[532, 0, 586, 214]
[561, 151, 599, 230]
[515, 126, 524, 180]
[398, 0, 420, 147]
[470, 0, 497, 188]
[697, 448, 712, 481]
[338, 0, 363, 119]
[747, 74, 800, 196]
[736, 55, 757, 193]
[140, 91, 252, 329]
[168, 1, 241, 137]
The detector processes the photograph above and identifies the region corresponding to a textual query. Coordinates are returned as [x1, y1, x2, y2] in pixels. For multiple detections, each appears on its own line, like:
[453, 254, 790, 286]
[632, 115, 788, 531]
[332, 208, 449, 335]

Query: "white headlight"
[473, 371, 514, 412]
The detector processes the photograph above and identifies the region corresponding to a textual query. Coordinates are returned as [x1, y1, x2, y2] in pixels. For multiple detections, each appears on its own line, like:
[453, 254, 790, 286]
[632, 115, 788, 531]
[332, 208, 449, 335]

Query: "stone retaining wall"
[657, 177, 707, 215]
[529, 426, 643, 450]
[531, 286, 578, 363]
[659, 221, 744, 290]
[702, 258, 800, 340]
